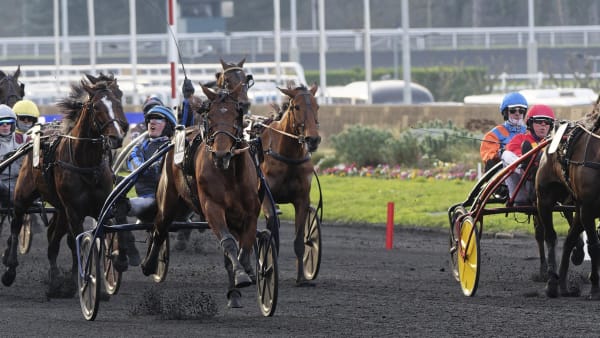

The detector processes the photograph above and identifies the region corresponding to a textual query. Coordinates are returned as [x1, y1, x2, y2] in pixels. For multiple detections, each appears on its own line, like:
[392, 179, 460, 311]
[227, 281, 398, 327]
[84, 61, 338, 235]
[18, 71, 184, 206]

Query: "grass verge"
[276, 175, 571, 236]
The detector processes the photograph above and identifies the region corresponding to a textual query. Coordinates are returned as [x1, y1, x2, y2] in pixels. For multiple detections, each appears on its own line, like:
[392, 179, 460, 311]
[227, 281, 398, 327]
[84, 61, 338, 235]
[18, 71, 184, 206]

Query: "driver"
[113, 105, 176, 268]
[0, 104, 21, 206]
[501, 104, 555, 206]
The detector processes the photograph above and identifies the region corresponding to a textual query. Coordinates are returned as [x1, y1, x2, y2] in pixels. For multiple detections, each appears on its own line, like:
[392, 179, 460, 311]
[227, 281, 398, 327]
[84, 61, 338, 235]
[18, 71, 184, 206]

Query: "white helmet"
[0, 104, 17, 133]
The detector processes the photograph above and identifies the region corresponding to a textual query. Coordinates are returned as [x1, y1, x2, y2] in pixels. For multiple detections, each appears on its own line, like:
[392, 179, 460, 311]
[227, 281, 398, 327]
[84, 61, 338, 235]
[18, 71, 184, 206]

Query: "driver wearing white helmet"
[0, 104, 21, 205]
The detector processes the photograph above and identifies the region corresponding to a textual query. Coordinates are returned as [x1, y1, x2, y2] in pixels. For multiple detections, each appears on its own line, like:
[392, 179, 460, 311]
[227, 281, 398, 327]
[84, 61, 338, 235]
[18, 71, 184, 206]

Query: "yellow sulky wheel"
[457, 215, 480, 297]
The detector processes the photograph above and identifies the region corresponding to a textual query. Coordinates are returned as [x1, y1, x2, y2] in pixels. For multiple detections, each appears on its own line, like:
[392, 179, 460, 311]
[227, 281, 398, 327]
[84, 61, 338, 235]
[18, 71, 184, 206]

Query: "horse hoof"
[234, 271, 252, 288]
[227, 289, 243, 308]
[571, 247, 585, 266]
[1, 268, 16, 286]
[140, 257, 157, 277]
[545, 274, 560, 298]
[127, 248, 141, 267]
[295, 279, 316, 287]
[113, 256, 129, 273]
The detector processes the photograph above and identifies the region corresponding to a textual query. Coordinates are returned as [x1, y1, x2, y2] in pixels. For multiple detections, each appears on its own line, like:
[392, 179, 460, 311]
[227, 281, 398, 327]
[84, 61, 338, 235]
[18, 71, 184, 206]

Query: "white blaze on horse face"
[101, 95, 124, 137]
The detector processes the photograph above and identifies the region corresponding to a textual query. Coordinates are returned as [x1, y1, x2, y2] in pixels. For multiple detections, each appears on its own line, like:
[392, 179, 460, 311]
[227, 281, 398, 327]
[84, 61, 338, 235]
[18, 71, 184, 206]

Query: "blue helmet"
[145, 105, 177, 127]
[142, 95, 165, 115]
[499, 92, 528, 120]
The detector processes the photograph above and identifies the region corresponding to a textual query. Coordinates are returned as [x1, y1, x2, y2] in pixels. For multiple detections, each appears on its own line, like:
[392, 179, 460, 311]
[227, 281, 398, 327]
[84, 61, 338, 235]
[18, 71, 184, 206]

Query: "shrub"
[330, 125, 392, 167]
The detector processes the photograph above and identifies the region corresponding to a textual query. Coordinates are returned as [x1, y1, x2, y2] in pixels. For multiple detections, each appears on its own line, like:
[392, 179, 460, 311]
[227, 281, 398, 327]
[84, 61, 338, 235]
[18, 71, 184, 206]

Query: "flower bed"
[319, 162, 479, 181]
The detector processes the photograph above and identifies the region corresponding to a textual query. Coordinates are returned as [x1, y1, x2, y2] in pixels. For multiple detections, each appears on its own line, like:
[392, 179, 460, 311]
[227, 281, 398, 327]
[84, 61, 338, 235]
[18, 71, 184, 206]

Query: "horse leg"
[1, 204, 31, 286]
[581, 208, 600, 300]
[46, 213, 69, 298]
[293, 204, 312, 286]
[141, 227, 168, 277]
[557, 215, 583, 297]
[532, 215, 547, 282]
[540, 213, 559, 297]
[224, 254, 242, 308]
[219, 233, 252, 288]
[563, 211, 585, 266]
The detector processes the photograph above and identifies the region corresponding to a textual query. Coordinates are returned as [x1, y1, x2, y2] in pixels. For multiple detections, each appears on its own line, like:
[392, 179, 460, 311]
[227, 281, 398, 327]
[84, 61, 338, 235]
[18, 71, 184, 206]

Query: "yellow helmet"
[13, 99, 40, 119]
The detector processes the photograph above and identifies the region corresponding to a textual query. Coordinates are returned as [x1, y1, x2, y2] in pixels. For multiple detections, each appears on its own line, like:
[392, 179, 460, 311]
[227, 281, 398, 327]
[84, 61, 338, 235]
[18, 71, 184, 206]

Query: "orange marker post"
[386, 202, 394, 250]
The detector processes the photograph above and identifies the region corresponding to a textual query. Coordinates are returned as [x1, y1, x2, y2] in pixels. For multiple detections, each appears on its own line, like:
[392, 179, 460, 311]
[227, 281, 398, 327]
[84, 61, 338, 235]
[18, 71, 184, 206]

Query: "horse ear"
[201, 85, 216, 101]
[220, 59, 227, 68]
[278, 87, 294, 98]
[0, 71, 5, 78]
[310, 83, 318, 96]
[85, 74, 98, 84]
[237, 57, 246, 67]
[14, 65, 20, 78]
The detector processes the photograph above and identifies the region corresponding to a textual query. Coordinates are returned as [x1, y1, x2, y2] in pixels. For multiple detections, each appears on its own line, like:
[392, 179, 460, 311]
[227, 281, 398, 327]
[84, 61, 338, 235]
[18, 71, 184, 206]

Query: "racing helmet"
[13, 100, 40, 132]
[145, 105, 176, 137]
[142, 95, 165, 115]
[13, 99, 40, 120]
[499, 92, 528, 120]
[0, 104, 17, 133]
[525, 104, 555, 130]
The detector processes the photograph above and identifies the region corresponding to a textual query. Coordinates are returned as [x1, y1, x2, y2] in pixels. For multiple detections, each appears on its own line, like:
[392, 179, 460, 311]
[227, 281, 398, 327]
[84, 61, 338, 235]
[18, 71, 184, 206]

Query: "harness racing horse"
[1, 75, 128, 297]
[259, 83, 320, 285]
[174, 58, 255, 250]
[215, 58, 253, 114]
[141, 83, 261, 308]
[536, 94, 600, 299]
[0, 65, 25, 107]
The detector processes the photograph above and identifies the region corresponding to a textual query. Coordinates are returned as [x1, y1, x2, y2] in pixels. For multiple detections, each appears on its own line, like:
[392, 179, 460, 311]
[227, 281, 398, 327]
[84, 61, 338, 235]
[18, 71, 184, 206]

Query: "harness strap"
[265, 149, 311, 165]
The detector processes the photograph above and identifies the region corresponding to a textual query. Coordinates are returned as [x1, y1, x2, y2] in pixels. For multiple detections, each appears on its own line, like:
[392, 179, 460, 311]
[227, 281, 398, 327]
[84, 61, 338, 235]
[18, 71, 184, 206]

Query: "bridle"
[203, 91, 245, 154]
[60, 88, 127, 149]
[283, 91, 320, 144]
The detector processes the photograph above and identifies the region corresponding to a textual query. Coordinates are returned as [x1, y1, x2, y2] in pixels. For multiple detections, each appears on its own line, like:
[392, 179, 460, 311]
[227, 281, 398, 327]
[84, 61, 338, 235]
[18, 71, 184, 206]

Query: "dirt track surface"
[0, 220, 598, 337]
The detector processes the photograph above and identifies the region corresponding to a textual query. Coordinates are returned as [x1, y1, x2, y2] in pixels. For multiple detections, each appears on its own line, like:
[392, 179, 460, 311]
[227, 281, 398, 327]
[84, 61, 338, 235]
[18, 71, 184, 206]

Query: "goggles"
[508, 107, 527, 115]
[531, 118, 553, 126]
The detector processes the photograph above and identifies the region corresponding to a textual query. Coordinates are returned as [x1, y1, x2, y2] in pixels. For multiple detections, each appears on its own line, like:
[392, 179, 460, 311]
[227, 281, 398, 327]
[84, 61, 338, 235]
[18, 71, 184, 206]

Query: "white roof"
[464, 88, 598, 106]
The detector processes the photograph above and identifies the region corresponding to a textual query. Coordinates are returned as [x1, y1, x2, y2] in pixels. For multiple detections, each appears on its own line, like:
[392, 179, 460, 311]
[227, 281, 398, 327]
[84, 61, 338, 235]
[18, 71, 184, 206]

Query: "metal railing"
[2, 25, 600, 62]
[19, 62, 307, 106]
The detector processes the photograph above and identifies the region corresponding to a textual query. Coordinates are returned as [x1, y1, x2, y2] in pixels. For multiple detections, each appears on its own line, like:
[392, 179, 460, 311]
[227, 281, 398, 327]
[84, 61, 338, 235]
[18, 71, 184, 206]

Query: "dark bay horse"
[259, 83, 320, 285]
[141, 83, 260, 308]
[536, 94, 600, 299]
[0, 65, 25, 107]
[1, 75, 128, 297]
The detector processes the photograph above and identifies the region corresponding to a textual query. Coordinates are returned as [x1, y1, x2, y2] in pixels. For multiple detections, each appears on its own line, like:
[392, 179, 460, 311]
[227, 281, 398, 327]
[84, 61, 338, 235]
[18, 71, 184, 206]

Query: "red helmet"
[526, 104, 555, 129]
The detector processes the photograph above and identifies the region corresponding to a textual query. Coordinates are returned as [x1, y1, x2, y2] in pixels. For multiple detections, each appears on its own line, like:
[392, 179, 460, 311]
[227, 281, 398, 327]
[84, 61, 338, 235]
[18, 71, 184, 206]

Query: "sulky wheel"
[18, 214, 33, 255]
[152, 236, 169, 283]
[303, 206, 321, 281]
[448, 206, 467, 282]
[457, 215, 480, 297]
[78, 232, 101, 321]
[255, 229, 278, 317]
[102, 232, 121, 295]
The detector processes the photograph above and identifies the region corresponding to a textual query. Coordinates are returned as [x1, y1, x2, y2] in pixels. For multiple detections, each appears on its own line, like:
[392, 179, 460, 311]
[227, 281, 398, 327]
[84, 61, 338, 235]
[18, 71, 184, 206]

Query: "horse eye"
[294, 105, 300, 110]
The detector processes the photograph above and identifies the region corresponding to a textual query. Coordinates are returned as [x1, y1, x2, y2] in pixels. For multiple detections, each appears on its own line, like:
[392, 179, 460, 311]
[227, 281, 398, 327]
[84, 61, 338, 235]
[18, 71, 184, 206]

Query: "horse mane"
[579, 93, 600, 131]
[56, 75, 112, 133]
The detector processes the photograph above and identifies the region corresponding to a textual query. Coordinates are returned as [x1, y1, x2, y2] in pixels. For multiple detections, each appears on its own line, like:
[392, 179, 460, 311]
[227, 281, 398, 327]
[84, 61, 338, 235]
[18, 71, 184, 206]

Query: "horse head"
[0, 65, 24, 107]
[80, 78, 129, 149]
[215, 58, 253, 114]
[279, 83, 321, 152]
[201, 83, 246, 170]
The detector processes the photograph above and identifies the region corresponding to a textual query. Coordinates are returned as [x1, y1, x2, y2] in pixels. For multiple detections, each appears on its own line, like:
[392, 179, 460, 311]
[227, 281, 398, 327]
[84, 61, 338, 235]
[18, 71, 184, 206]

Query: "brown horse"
[536, 94, 600, 299]
[0, 65, 25, 107]
[259, 83, 320, 285]
[1, 75, 128, 297]
[141, 83, 260, 308]
[174, 58, 254, 250]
